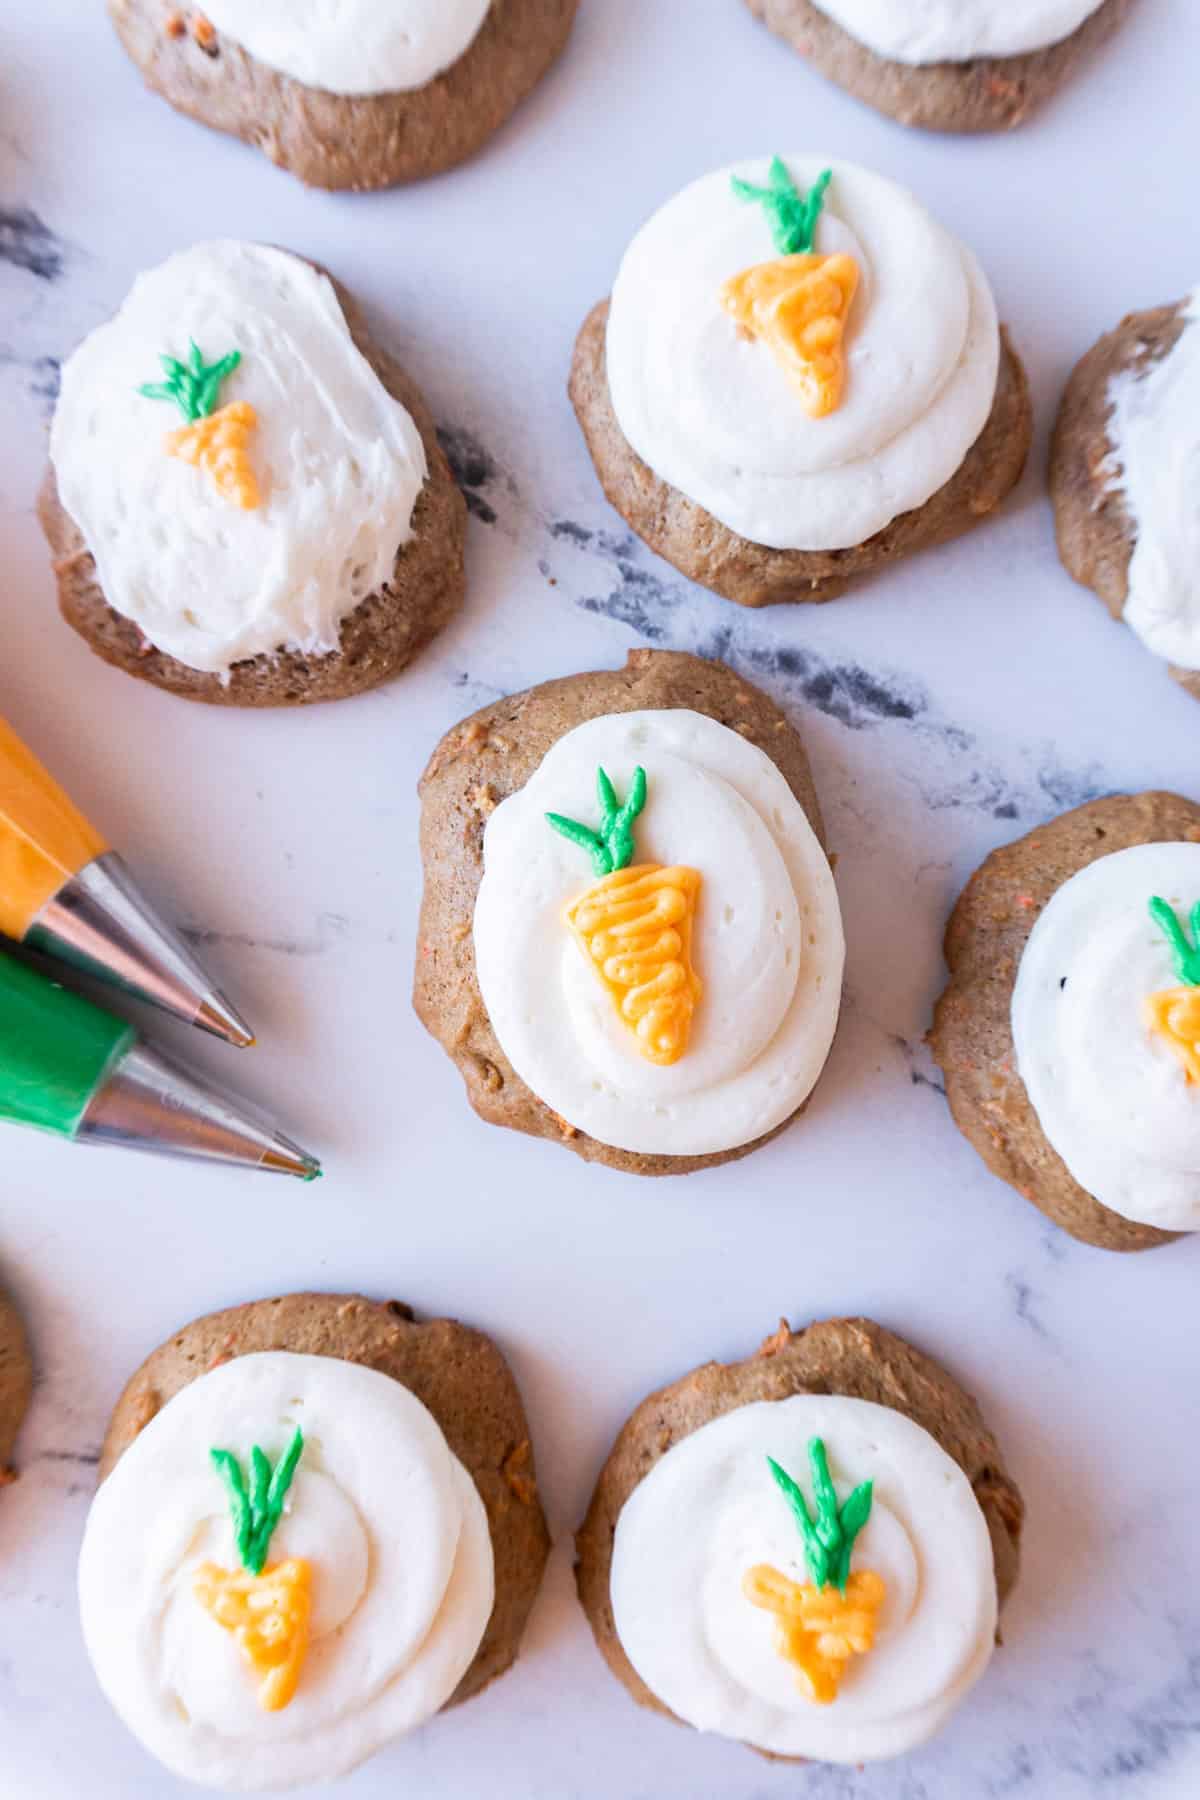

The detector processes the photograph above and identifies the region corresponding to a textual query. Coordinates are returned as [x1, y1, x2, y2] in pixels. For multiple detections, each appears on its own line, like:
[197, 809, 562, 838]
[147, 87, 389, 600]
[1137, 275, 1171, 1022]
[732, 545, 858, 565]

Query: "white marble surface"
[1, 2, 1198, 1795]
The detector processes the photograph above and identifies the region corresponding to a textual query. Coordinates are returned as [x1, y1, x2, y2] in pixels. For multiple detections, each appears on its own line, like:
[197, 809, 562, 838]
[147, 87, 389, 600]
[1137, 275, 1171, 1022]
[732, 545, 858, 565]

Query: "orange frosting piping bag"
[0, 714, 253, 1047]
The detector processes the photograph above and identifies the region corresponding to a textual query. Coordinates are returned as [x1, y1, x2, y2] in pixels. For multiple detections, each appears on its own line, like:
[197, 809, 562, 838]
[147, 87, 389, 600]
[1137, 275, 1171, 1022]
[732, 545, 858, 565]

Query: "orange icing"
[0, 716, 107, 940]
[1145, 987, 1200, 1084]
[743, 1564, 885, 1705]
[194, 1557, 312, 1711]
[564, 863, 702, 1066]
[720, 252, 860, 418]
[166, 400, 260, 509]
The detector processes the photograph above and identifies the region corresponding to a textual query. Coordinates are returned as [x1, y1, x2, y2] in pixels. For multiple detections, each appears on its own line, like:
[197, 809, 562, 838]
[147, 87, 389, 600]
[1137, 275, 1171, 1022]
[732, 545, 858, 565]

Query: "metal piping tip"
[76, 1042, 321, 1178]
[28, 852, 257, 1047]
[195, 992, 256, 1049]
[260, 1134, 323, 1181]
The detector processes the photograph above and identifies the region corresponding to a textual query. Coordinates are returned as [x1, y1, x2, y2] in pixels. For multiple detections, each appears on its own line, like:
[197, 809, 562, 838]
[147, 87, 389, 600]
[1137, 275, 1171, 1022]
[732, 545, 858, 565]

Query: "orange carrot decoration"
[139, 341, 260, 509]
[744, 1438, 885, 1706]
[720, 160, 859, 420]
[547, 767, 702, 1067]
[193, 1428, 312, 1712]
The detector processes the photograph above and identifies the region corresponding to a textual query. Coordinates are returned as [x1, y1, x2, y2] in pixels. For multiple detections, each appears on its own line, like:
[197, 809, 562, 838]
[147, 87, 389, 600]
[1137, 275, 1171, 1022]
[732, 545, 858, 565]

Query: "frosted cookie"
[1051, 294, 1200, 702]
[576, 1317, 1022, 1764]
[415, 649, 844, 1175]
[81, 1292, 549, 1789]
[743, 1, 1131, 132]
[932, 792, 1200, 1251]
[0, 1292, 32, 1488]
[39, 241, 464, 707]
[570, 155, 1031, 608]
[108, 0, 579, 190]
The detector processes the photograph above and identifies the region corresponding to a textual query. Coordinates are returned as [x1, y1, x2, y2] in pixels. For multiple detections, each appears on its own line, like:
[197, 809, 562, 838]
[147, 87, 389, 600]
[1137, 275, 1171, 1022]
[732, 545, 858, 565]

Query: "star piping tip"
[194, 991, 256, 1048]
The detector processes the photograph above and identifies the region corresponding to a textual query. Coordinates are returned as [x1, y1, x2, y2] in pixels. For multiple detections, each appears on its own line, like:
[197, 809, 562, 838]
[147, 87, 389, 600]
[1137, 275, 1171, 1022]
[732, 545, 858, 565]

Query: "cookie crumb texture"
[1050, 299, 1200, 701]
[932, 792, 1200, 1251]
[0, 1295, 32, 1483]
[415, 649, 828, 1174]
[39, 278, 465, 707]
[742, 0, 1131, 132]
[100, 1292, 551, 1706]
[107, 0, 579, 189]
[575, 1316, 1023, 1748]
[570, 302, 1031, 608]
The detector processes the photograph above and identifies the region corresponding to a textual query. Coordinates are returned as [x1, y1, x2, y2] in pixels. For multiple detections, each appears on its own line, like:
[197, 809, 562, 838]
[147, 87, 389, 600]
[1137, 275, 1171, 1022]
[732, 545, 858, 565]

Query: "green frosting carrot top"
[731, 157, 832, 256]
[139, 340, 242, 423]
[767, 1437, 874, 1593]
[1148, 896, 1200, 986]
[547, 766, 647, 877]
[210, 1428, 304, 1576]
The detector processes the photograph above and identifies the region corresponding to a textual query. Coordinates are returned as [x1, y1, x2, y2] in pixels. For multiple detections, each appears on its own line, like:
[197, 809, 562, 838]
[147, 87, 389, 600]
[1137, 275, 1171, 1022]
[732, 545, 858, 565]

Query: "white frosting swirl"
[50, 240, 428, 675]
[197, 0, 491, 95]
[610, 1394, 997, 1763]
[807, 0, 1106, 62]
[472, 709, 844, 1156]
[78, 1353, 494, 1790]
[1012, 842, 1200, 1230]
[604, 156, 999, 551]
[1105, 292, 1200, 671]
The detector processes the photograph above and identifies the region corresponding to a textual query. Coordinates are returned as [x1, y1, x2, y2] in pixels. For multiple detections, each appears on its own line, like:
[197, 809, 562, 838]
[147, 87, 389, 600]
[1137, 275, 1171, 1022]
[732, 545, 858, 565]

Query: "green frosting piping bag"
[0, 946, 319, 1178]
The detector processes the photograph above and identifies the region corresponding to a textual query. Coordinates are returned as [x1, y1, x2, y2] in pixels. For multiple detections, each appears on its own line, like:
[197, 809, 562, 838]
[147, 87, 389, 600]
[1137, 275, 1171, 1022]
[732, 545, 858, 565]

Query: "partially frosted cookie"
[415, 650, 844, 1175]
[577, 1317, 1022, 1764]
[0, 1292, 32, 1489]
[742, 1, 1131, 132]
[81, 1292, 549, 1789]
[40, 241, 464, 706]
[570, 155, 1030, 607]
[933, 792, 1200, 1251]
[1051, 293, 1200, 702]
[108, 0, 579, 189]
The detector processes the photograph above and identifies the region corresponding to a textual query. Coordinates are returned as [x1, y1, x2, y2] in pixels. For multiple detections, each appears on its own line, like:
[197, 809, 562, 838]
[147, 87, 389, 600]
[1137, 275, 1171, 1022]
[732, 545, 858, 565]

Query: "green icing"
[0, 947, 135, 1138]
[139, 340, 241, 423]
[547, 766, 647, 877]
[731, 157, 832, 256]
[210, 1428, 304, 1576]
[767, 1438, 874, 1593]
[1148, 895, 1200, 986]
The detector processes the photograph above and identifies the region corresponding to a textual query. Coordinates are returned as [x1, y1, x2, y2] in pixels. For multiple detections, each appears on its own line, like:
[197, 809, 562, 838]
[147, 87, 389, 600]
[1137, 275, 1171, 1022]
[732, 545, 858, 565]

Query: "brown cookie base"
[414, 648, 831, 1175]
[39, 277, 466, 708]
[743, 0, 1131, 132]
[108, 0, 579, 190]
[932, 792, 1200, 1251]
[0, 1295, 32, 1486]
[576, 1316, 1023, 1749]
[99, 1291, 551, 1707]
[1049, 299, 1200, 703]
[569, 300, 1031, 608]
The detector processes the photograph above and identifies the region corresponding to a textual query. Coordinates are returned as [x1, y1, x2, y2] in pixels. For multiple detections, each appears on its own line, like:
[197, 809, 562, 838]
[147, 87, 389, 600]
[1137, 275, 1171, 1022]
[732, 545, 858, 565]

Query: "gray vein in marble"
[542, 517, 1113, 821]
[437, 423, 516, 526]
[0, 347, 61, 417]
[887, 1031, 948, 1100]
[1004, 1271, 1053, 1342]
[180, 912, 349, 957]
[0, 206, 66, 282]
